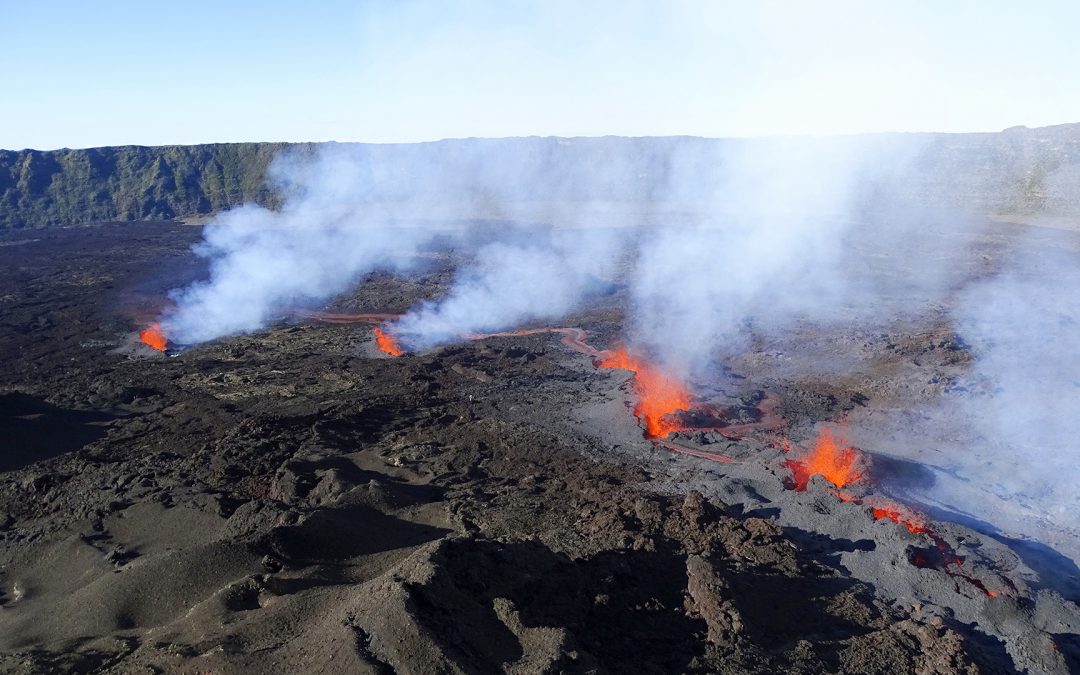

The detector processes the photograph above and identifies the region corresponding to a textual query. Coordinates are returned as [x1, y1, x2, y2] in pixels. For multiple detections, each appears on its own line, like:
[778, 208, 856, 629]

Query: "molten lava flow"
[817, 480, 1000, 598]
[907, 534, 999, 598]
[295, 311, 765, 457]
[872, 503, 930, 535]
[703, 391, 785, 440]
[598, 346, 691, 438]
[785, 426, 864, 491]
[472, 327, 608, 358]
[653, 437, 739, 464]
[139, 323, 168, 352]
[373, 327, 404, 356]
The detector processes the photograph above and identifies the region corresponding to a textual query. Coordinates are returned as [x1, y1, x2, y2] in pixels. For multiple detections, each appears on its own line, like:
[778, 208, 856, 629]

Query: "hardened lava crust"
[0, 221, 1077, 673]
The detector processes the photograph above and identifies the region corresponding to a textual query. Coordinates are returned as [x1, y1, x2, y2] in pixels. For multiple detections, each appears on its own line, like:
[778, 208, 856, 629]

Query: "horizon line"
[5, 120, 1078, 153]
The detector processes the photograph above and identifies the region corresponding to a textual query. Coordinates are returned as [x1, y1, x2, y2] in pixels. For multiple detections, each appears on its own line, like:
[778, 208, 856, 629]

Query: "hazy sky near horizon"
[2, 0, 1078, 150]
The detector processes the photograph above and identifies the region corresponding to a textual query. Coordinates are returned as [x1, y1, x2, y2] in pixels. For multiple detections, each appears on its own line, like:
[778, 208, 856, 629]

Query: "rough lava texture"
[0, 221, 1076, 673]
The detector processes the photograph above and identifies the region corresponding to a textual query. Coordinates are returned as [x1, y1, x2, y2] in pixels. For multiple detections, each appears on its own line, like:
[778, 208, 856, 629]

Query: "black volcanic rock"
[0, 204, 1076, 672]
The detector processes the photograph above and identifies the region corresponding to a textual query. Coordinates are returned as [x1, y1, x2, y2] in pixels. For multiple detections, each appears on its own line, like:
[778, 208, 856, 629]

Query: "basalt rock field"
[0, 217, 1078, 673]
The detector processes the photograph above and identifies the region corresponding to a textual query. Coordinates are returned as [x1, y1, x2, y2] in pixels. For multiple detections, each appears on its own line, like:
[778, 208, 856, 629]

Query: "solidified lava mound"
[0, 222, 1076, 673]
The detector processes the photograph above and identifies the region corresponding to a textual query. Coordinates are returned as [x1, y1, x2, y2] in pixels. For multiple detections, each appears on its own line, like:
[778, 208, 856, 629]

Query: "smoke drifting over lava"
[392, 230, 620, 351]
[155, 136, 1080, 558]
[162, 136, 920, 358]
[161, 146, 443, 344]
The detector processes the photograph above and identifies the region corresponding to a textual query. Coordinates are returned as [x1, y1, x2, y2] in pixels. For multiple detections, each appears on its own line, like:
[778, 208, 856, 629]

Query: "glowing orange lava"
[139, 323, 168, 352]
[373, 326, 404, 356]
[785, 426, 864, 491]
[871, 503, 930, 535]
[598, 346, 691, 438]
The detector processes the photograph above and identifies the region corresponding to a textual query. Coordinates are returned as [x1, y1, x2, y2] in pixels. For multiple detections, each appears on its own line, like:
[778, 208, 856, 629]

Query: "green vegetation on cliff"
[0, 143, 291, 229]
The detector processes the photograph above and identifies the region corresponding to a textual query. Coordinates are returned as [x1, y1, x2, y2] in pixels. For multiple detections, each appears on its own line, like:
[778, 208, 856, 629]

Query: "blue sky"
[2, 0, 1078, 149]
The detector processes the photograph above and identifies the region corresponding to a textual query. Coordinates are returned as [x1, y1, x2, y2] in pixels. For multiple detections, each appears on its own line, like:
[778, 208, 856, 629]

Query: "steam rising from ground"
[626, 136, 933, 377]
[393, 230, 620, 350]
[165, 138, 912, 358]
[946, 236, 1080, 534]
[164, 146, 442, 343]
[164, 141, 635, 345]
[162, 138, 1080, 559]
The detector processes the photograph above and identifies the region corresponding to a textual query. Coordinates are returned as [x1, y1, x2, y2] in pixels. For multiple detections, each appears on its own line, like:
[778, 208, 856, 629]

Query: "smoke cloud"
[164, 134, 939, 368]
[163, 145, 444, 344]
[162, 139, 643, 346]
[934, 232, 1080, 540]
[164, 137, 916, 360]
[392, 228, 621, 350]
[625, 135, 932, 377]
[159, 133, 1080, 561]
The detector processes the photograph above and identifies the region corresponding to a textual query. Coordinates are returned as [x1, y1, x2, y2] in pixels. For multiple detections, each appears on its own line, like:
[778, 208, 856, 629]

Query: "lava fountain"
[785, 425, 864, 491]
[373, 326, 405, 357]
[598, 346, 691, 438]
[139, 323, 168, 352]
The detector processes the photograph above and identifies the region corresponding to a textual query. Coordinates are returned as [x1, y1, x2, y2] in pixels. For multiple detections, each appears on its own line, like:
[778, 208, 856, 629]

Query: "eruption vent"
[373, 326, 404, 356]
[599, 346, 691, 438]
[139, 323, 168, 352]
[785, 426, 864, 490]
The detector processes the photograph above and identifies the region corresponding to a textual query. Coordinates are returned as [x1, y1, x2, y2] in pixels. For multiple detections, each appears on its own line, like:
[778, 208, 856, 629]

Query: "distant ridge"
[0, 143, 288, 229]
[2, 125, 1080, 230]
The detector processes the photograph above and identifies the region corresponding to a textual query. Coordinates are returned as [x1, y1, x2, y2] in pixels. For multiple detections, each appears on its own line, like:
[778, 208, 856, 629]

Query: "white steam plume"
[392, 228, 621, 349]
[155, 132, 1080, 568]
[162, 145, 444, 344]
[932, 233, 1080, 544]
[626, 135, 928, 377]
[162, 138, 642, 346]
